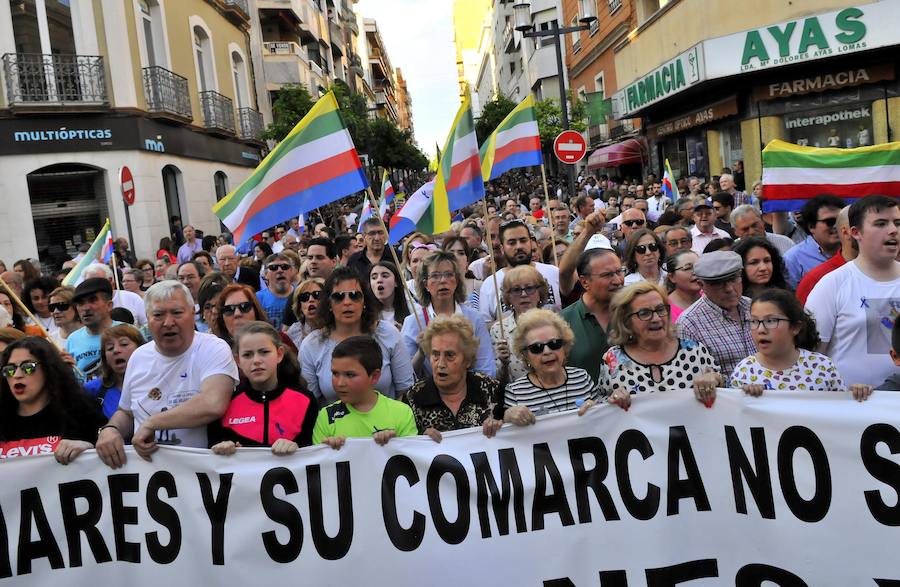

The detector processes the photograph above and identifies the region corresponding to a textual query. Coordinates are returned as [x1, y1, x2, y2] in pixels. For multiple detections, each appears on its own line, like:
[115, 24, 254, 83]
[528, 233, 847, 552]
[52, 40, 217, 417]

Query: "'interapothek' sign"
[752, 63, 894, 101]
[646, 97, 738, 139]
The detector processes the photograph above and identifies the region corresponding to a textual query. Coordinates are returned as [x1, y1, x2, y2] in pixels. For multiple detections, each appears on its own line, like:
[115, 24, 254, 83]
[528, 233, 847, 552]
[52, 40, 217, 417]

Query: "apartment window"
[231, 50, 249, 108]
[539, 20, 557, 48]
[510, 60, 516, 75]
[193, 27, 214, 92]
[638, 0, 670, 23]
[594, 72, 605, 94]
[570, 17, 581, 53]
[608, 0, 623, 13]
[588, 1, 600, 33]
[214, 171, 229, 202]
[139, 0, 166, 67]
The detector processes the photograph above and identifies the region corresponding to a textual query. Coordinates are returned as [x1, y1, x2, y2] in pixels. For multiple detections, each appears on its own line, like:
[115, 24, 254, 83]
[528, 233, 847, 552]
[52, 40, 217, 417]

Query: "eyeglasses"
[299, 290, 321, 302]
[585, 267, 627, 280]
[634, 243, 660, 255]
[749, 317, 790, 330]
[524, 338, 564, 355]
[1, 361, 39, 377]
[222, 301, 254, 316]
[622, 219, 645, 228]
[267, 263, 292, 272]
[427, 271, 456, 282]
[365, 230, 385, 237]
[816, 217, 838, 228]
[48, 302, 70, 312]
[330, 290, 364, 303]
[629, 305, 670, 321]
[508, 284, 539, 297]
[667, 237, 692, 247]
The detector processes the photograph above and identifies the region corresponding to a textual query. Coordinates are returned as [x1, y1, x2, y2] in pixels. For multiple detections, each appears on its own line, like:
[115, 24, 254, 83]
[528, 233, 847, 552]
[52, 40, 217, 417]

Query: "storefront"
[611, 2, 900, 187]
[0, 114, 262, 267]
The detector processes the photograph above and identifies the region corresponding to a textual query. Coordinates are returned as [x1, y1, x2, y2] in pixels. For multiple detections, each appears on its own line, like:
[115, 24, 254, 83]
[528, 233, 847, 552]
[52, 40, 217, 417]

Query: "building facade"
[394, 67, 413, 135]
[610, 0, 900, 186]
[0, 0, 265, 266]
[361, 17, 399, 124]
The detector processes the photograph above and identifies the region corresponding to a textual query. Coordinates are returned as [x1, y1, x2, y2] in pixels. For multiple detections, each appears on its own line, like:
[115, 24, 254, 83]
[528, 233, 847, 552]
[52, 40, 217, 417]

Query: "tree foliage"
[262, 81, 427, 170]
[474, 94, 517, 146]
[535, 92, 587, 149]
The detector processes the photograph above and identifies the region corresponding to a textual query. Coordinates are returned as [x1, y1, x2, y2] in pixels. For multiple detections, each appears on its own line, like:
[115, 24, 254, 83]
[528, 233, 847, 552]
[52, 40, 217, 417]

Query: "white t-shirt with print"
[119, 332, 239, 448]
[478, 262, 561, 322]
[805, 261, 900, 387]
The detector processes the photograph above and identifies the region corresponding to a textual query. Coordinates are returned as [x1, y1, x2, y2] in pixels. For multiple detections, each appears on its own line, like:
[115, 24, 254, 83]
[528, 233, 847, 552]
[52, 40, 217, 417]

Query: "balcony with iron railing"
[237, 107, 264, 142]
[2, 53, 107, 108]
[222, 0, 249, 16]
[200, 90, 235, 134]
[143, 66, 192, 120]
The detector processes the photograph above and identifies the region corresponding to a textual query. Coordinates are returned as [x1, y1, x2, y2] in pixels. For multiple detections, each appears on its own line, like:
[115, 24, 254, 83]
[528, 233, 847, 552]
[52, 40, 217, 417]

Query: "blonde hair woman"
[602, 282, 722, 410]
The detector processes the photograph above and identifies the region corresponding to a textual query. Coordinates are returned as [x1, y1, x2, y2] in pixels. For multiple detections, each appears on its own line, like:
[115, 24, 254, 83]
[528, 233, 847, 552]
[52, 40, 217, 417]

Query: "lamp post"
[513, 0, 596, 199]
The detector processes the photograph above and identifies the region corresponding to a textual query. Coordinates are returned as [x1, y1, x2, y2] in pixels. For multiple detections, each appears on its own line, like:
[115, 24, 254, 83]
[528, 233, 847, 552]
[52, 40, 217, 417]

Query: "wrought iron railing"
[143, 66, 192, 120]
[2, 53, 107, 105]
[237, 107, 263, 141]
[200, 90, 235, 134]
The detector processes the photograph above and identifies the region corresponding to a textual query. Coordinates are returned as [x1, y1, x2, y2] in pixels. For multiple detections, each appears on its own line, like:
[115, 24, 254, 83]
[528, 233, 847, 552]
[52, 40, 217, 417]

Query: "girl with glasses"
[623, 229, 667, 287]
[48, 286, 81, 348]
[664, 250, 701, 322]
[730, 289, 872, 400]
[491, 265, 549, 387]
[401, 251, 496, 379]
[603, 282, 722, 410]
[300, 266, 413, 405]
[368, 262, 409, 329]
[287, 278, 324, 349]
[0, 337, 106, 463]
[502, 308, 598, 426]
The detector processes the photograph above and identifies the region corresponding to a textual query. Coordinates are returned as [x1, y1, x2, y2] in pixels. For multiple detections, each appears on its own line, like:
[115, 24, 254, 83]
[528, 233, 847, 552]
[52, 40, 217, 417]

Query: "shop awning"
[587, 138, 644, 169]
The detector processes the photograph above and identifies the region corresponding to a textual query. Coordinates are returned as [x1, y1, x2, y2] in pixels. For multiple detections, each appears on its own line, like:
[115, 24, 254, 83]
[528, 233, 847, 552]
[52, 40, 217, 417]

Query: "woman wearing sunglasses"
[212, 284, 297, 353]
[0, 337, 106, 463]
[401, 250, 496, 378]
[623, 228, 667, 286]
[602, 282, 722, 410]
[286, 278, 324, 349]
[300, 266, 413, 405]
[48, 286, 81, 347]
[502, 308, 598, 426]
[491, 265, 549, 387]
[729, 289, 872, 400]
[664, 250, 701, 322]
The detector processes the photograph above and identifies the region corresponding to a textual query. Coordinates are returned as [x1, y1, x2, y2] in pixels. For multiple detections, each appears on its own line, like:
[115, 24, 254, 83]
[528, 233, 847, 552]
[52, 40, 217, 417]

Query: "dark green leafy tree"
[535, 92, 587, 149]
[474, 94, 517, 145]
[262, 84, 315, 142]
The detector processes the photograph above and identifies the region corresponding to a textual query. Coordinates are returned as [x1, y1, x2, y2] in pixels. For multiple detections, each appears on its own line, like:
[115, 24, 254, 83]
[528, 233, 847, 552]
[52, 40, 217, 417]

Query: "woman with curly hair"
[732, 236, 790, 299]
[299, 266, 413, 404]
[0, 337, 106, 463]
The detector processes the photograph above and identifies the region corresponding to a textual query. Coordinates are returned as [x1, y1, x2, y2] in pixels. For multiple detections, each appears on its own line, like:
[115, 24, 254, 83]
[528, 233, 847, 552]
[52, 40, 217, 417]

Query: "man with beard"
[478, 219, 561, 322]
[560, 247, 624, 383]
[256, 253, 297, 330]
[68, 278, 119, 379]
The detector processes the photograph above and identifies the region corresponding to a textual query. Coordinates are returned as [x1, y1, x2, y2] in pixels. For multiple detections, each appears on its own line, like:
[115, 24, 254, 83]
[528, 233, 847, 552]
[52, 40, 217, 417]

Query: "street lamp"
[513, 1, 596, 197]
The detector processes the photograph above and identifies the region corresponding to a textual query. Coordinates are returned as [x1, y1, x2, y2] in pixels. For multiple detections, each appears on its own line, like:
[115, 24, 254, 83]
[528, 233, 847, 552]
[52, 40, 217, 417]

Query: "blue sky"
[355, 0, 459, 159]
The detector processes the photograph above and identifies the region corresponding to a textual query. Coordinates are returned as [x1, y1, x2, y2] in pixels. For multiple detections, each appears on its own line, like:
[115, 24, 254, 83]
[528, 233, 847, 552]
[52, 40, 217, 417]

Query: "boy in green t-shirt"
[313, 335, 417, 447]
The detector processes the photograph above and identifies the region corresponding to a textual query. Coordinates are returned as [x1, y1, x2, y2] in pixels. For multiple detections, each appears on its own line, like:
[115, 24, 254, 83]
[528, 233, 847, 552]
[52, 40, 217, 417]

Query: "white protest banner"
[1, 390, 899, 586]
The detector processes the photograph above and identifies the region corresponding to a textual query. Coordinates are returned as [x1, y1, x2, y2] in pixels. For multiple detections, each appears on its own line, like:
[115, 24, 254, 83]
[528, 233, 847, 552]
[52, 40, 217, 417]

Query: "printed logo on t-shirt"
[0, 436, 60, 459]
[227, 416, 256, 425]
[863, 298, 900, 353]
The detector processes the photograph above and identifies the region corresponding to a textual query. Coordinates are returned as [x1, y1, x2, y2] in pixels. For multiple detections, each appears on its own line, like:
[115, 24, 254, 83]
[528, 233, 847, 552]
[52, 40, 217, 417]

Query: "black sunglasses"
[48, 302, 70, 312]
[267, 263, 292, 272]
[1, 361, 39, 377]
[221, 301, 254, 316]
[299, 290, 321, 302]
[330, 290, 364, 303]
[622, 219, 645, 228]
[524, 338, 564, 355]
[635, 243, 660, 255]
[817, 217, 838, 228]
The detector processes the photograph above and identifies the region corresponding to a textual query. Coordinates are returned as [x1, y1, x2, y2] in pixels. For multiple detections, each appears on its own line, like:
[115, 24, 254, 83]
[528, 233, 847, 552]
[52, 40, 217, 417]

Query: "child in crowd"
[730, 289, 873, 400]
[84, 324, 144, 418]
[313, 335, 417, 448]
[211, 321, 318, 455]
[877, 315, 900, 391]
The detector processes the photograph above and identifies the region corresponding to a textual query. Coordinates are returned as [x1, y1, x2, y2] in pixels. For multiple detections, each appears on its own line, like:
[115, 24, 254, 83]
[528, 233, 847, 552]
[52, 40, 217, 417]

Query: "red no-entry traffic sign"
[553, 130, 587, 164]
[120, 166, 136, 206]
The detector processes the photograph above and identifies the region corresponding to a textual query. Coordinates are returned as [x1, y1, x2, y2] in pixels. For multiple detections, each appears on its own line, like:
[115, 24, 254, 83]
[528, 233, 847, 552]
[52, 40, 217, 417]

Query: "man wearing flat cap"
[675, 251, 756, 375]
[67, 277, 120, 380]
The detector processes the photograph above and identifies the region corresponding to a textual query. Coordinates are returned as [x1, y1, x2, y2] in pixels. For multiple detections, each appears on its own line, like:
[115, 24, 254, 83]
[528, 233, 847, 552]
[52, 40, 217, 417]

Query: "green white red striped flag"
[761, 139, 900, 212]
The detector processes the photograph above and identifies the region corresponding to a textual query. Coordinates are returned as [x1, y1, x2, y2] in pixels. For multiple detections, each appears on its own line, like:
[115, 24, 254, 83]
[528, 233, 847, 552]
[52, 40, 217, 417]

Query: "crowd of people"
[0, 167, 897, 466]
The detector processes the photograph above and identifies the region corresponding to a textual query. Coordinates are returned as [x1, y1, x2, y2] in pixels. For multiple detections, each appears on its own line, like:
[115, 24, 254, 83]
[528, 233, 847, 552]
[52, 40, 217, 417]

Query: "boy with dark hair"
[878, 315, 900, 391]
[313, 335, 417, 447]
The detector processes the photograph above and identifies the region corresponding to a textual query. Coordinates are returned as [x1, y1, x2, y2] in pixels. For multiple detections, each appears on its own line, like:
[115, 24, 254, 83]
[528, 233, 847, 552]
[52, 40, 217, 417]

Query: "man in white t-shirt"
[95, 281, 239, 467]
[805, 196, 900, 387]
[83, 263, 147, 326]
[479, 220, 561, 322]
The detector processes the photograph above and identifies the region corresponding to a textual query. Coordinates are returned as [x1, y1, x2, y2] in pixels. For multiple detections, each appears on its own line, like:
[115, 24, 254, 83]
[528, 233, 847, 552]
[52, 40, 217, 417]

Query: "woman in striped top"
[502, 309, 598, 426]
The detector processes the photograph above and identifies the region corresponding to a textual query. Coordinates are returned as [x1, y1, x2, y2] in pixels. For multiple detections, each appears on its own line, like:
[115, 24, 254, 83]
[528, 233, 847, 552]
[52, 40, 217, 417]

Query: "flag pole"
[0, 274, 84, 377]
[110, 252, 121, 291]
[539, 163, 560, 266]
[366, 187, 424, 334]
[481, 195, 505, 339]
